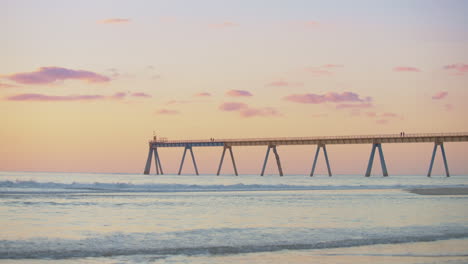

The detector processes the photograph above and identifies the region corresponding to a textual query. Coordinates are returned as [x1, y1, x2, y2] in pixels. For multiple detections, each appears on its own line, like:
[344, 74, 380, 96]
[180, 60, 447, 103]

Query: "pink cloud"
[219, 102, 280, 118]
[6, 67, 110, 85]
[98, 18, 131, 24]
[111, 92, 127, 100]
[382, 112, 399, 118]
[444, 63, 468, 75]
[219, 102, 248, 111]
[6, 93, 105, 101]
[157, 109, 179, 115]
[131, 92, 151, 98]
[266, 81, 303, 87]
[226, 89, 253, 97]
[239, 107, 281, 118]
[365, 112, 402, 121]
[194, 92, 211, 97]
[165, 100, 191, 105]
[6, 91, 151, 102]
[0, 82, 18, 88]
[432, 91, 448, 100]
[306, 67, 333, 75]
[306, 64, 343, 75]
[393, 66, 421, 72]
[209, 21, 238, 29]
[284, 92, 371, 104]
[376, 119, 388, 125]
[336, 103, 373, 109]
[322, 64, 344, 68]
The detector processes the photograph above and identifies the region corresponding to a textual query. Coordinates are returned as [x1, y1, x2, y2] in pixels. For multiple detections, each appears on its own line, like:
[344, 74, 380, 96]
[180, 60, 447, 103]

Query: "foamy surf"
[1, 180, 467, 193]
[2, 226, 468, 259]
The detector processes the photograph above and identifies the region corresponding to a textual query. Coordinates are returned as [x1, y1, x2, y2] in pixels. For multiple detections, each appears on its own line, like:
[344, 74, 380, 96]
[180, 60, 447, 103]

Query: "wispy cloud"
[443, 63, 468, 75]
[336, 103, 373, 109]
[266, 81, 303, 87]
[98, 18, 131, 24]
[219, 102, 280, 118]
[393, 66, 421, 72]
[6, 93, 105, 101]
[194, 92, 211, 97]
[6, 91, 151, 102]
[322, 64, 343, 68]
[305, 64, 343, 75]
[5, 67, 110, 85]
[376, 119, 388, 125]
[219, 102, 247, 111]
[305, 67, 333, 75]
[432, 91, 448, 100]
[0, 82, 18, 88]
[156, 109, 180, 115]
[107, 68, 120, 79]
[239, 107, 281, 118]
[226, 89, 253, 97]
[111, 92, 127, 100]
[131, 92, 151, 98]
[365, 111, 403, 125]
[165, 99, 191, 105]
[284, 92, 371, 104]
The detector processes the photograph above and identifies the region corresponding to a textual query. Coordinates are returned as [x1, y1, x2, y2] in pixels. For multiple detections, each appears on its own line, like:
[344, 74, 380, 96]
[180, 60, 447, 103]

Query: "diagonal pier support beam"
[310, 144, 332, 177]
[153, 147, 164, 175]
[427, 142, 450, 177]
[143, 145, 153, 175]
[217, 145, 238, 176]
[261, 145, 284, 176]
[178, 145, 199, 175]
[365, 143, 388, 177]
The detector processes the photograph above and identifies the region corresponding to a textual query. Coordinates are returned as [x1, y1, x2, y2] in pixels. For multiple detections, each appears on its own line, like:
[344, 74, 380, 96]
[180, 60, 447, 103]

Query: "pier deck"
[144, 132, 468, 177]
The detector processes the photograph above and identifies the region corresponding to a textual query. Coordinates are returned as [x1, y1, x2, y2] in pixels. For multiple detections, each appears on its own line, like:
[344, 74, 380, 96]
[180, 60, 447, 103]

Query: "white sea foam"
[1, 180, 466, 193]
[1, 226, 467, 259]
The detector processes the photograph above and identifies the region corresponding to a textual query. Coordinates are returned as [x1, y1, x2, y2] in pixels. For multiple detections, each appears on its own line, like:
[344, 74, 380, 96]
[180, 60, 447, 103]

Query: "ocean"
[1, 171, 467, 263]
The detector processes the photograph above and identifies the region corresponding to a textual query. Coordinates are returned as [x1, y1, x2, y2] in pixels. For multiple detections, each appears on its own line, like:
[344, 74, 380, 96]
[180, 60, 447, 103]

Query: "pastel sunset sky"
[1, 0, 467, 175]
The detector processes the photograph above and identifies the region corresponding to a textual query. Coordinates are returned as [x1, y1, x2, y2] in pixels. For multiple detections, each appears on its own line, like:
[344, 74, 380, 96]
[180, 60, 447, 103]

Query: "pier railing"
[144, 132, 468, 177]
[150, 132, 468, 144]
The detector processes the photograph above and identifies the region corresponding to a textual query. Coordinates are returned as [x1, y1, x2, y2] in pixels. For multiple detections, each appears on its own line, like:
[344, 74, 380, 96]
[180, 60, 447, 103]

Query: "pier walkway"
[143, 132, 468, 177]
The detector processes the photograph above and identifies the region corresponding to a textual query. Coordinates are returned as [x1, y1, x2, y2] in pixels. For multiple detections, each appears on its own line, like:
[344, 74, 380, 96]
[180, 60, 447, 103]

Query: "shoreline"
[407, 187, 468, 195]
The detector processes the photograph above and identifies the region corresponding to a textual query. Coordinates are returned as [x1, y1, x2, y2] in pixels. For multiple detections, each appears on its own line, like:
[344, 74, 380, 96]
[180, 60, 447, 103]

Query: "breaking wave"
[1, 226, 467, 259]
[1, 180, 466, 193]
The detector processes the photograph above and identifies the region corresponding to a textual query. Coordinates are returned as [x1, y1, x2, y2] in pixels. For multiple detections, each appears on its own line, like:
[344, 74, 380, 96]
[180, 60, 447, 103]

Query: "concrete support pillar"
[217, 145, 238, 176]
[310, 144, 332, 177]
[178, 145, 199, 175]
[261, 145, 283, 176]
[365, 143, 388, 177]
[143, 145, 153, 175]
[427, 142, 450, 177]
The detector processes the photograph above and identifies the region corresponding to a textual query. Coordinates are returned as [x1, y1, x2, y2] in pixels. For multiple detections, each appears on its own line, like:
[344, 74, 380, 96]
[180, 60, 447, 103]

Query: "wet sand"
[407, 187, 468, 195]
